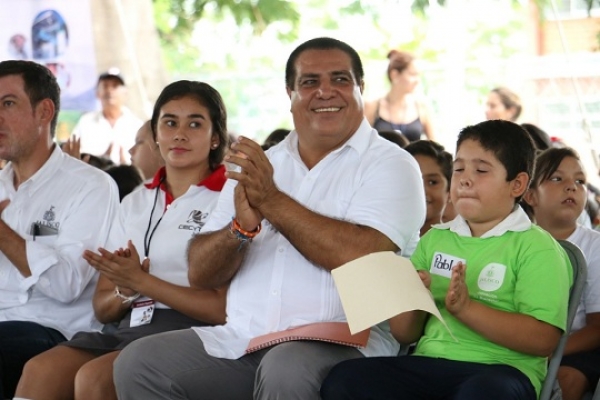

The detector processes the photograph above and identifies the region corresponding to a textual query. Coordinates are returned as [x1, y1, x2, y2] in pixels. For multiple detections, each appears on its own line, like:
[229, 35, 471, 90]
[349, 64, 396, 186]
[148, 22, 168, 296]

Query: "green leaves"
[153, 0, 299, 44]
[152, 0, 300, 72]
[411, 0, 446, 15]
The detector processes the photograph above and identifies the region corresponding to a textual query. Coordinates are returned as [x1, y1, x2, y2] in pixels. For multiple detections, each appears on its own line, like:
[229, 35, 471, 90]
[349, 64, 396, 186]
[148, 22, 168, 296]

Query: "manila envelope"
[332, 251, 452, 336]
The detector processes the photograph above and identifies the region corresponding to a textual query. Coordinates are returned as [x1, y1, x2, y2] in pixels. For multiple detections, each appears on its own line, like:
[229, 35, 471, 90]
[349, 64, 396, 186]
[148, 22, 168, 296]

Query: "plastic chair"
[539, 240, 588, 400]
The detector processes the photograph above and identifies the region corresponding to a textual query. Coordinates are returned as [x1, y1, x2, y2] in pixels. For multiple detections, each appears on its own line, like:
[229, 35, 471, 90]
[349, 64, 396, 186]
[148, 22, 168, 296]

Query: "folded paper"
[332, 251, 452, 336]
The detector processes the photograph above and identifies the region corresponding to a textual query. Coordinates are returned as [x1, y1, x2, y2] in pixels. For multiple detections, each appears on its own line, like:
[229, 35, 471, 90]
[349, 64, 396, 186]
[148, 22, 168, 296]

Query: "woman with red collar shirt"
[16, 80, 229, 400]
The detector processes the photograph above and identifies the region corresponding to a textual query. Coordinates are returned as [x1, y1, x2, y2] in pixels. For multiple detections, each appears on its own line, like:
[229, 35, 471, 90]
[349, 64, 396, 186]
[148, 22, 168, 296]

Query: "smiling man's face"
[287, 48, 364, 150]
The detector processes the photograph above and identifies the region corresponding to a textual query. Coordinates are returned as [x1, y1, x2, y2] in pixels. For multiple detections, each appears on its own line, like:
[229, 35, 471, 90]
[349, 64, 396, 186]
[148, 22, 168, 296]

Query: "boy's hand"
[417, 270, 431, 289]
[445, 262, 471, 317]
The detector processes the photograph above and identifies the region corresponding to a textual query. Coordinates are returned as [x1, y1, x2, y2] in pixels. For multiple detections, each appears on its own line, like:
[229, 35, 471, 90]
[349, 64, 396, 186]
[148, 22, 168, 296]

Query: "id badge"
[130, 299, 155, 327]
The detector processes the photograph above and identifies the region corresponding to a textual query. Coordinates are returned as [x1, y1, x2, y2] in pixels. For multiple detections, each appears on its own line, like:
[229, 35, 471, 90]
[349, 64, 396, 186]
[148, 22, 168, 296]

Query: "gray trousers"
[113, 328, 363, 400]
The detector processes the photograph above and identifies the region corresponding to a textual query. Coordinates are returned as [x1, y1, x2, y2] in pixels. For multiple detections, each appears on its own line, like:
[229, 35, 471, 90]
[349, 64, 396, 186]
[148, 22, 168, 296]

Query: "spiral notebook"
[245, 322, 370, 354]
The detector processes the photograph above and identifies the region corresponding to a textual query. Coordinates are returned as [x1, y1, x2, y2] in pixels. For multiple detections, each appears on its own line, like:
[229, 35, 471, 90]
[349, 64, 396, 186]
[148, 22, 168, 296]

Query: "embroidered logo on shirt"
[43, 205, 55, 222]
[430, 252, 466, 279]
[178, 210, 209, 234]
[477, 263, 506, 292]
[36, 205, 60, 230]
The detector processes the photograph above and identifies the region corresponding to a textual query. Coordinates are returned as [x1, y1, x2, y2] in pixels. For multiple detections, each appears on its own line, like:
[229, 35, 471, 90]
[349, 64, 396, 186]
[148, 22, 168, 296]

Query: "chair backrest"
[539, 239, 588, 400]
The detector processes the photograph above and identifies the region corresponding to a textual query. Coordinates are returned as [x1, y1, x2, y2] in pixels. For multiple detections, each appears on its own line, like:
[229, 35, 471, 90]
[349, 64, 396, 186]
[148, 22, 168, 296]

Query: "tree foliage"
[584, 0, 600, 14]
[410, 0, 446, 15]
[152, 0, 533, 83]
[153, 0, 300, 45]
[153, 0, 300, 72]
[411, 0, 600, 15]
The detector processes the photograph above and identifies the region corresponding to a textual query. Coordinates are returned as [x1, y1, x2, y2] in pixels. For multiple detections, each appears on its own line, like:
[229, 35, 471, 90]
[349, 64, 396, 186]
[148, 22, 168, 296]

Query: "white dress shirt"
[71, 107, 143, 165]
[194, 119, 426, 359]
[0, 146, 120, 338]
[567, 225, 600, 332]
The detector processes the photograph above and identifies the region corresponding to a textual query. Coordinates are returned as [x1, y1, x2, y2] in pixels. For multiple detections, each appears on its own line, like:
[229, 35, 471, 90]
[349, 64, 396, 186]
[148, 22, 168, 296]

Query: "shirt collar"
[95, 107, 131, 122]
[432, 205, 532, 238]
[144, 165, 226, 208]
[145, 165, 227, 192]
[0, 145, 63, 195]
[283, 117, 373, 164]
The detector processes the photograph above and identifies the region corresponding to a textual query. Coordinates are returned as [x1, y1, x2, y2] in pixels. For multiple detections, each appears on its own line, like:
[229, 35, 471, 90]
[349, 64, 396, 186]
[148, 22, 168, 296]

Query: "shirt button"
[278, 248, 284, 253]
[271, 290, 278, 296]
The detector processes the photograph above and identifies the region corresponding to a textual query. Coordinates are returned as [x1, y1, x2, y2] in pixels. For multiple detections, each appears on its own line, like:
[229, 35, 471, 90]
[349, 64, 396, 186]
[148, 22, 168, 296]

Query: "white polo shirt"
[194, 118, 426, 359]
[567, 225, 600, 331]
[107, 166, 226, 309]
[71, 107, 143, 165]
[0, 146, 119, 339]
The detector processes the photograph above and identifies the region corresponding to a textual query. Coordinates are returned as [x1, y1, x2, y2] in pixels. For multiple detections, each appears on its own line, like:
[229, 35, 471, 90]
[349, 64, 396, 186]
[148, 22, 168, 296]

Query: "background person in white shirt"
[113, 37, 425, 400]
[0, 60, 119, 399]
[70, 69, 143, 165]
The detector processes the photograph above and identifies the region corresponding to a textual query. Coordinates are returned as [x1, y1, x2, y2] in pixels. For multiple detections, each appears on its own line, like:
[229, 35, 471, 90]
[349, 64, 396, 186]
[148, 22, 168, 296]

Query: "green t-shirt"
[410, 224, 572, 396]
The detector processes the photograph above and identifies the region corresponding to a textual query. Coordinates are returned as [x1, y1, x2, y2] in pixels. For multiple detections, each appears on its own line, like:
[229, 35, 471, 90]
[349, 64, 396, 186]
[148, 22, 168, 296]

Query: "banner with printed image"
[0, 0, 98, 141]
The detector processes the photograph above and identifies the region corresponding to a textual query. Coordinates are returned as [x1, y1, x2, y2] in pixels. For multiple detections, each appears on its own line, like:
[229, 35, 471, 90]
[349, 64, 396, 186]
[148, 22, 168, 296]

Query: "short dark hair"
[151, 80, 228, 171]
[262, 128, 291, 151]
[456, 120, 535, 202]
[520, 123, 552, 151]
[405, 140, 453, 187]
[0, 60, 60, 137]
[285, 37, 364, 90]
[377, 130, 410, 148]
[105, 164, 144, 201]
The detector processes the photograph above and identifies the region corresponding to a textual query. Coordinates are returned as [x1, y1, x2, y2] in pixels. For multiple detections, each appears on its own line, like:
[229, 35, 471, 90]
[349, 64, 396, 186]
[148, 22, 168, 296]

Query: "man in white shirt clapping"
[0, 60, 119, 399]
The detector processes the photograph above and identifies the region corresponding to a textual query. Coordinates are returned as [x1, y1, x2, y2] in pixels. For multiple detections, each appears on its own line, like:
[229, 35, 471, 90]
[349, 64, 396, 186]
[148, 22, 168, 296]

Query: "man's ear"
[286, 87, 292, 99]
[511, 172, 530, 199]
[35, 98, 55, 126]
[359, 79, 365, 94]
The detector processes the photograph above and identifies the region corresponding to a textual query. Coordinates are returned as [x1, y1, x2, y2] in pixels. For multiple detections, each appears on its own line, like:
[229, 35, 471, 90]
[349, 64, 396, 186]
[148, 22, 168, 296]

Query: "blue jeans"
[0, 321, 66, 398]
[321, 355, 537, 400]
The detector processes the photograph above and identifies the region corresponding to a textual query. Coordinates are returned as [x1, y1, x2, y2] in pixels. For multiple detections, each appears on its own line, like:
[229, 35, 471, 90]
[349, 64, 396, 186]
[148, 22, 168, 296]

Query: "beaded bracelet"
[231, 218, 262, 238]
[229, 218, 262, 250]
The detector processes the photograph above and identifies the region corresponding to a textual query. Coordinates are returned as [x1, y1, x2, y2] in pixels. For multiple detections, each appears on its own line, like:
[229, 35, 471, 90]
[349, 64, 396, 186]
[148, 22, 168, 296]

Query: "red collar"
[144, 165, 227, 206]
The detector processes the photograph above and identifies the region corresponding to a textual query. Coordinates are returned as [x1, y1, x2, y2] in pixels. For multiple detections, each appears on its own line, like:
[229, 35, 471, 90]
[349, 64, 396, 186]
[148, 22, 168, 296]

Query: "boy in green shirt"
[321, 119, 572, 400]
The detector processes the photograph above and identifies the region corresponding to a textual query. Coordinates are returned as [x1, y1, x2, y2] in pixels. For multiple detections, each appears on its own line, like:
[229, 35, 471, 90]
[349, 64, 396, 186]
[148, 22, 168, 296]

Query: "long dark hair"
[521, 147, 582, 219]
[151, 80, 228, 170]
